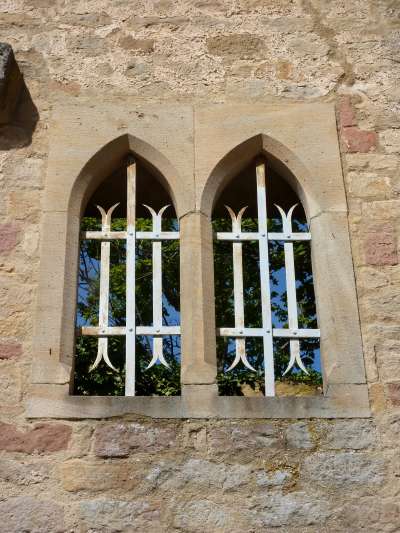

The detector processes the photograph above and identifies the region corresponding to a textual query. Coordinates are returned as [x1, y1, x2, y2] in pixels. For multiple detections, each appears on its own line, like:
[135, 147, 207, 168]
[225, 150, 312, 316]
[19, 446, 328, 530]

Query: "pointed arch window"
[29, 104, 369, 419]
[213, 158, 320, 397]
[75, 157, 181, 396]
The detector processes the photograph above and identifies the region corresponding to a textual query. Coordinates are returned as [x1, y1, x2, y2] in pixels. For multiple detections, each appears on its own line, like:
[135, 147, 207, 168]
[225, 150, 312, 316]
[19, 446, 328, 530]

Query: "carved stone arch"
[199, 133, 318, 220]
[33, 132, 185, 391]
[68, 133, 184, 219]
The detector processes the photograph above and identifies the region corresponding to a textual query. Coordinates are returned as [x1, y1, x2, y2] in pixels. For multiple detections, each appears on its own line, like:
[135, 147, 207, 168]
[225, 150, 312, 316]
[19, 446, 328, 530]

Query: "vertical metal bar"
[256, 161, 275, 396]
[97, 217, 110, 370]
[152, 210, 163, 367]
[233, 238, 246, 367]
[125, 158, 136, 396]
[284, 239, 301, 373]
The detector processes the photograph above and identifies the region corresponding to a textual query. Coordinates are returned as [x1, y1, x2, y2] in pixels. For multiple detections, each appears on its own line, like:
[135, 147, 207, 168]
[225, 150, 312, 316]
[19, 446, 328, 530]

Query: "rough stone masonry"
[0, 0, 400, 531]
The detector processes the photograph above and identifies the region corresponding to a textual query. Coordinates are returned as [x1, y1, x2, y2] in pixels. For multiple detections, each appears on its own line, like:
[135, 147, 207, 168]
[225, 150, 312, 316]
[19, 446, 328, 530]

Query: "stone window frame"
[27, 100, 370, 419]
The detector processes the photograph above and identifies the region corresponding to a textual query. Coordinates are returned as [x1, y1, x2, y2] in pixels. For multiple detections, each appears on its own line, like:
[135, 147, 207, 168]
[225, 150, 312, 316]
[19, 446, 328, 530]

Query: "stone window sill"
[26, 384, 370, 419]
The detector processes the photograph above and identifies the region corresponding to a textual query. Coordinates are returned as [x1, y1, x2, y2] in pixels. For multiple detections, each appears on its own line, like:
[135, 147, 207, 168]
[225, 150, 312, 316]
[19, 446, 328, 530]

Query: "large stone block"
[59, 460, 141, 491]
[208, 422, 283, 454]
[0, 497, 64, 533]
[94, 422, 177, 457]
[0, 422, 71, 454]
[320, 420, 377, 450]
[153, 458, 252, 492]
[302, 452, 385, 487]
[0, 458, 51, 485]
[79, 499, 161, 532]
[249, 492, 332, 528]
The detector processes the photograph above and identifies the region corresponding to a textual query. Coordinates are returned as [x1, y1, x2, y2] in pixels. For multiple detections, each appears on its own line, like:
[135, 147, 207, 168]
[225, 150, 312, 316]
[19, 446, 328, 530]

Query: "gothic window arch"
[212, 157, 320, 397]
[29, 103, 369, 418]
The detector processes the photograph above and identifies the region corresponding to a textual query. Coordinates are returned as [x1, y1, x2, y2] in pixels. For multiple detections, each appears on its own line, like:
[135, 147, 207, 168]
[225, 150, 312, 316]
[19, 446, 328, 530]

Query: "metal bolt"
[239, 330, 243, 334]
[293, 331, 298, 335]
[156, 328, 160, 333]
[129, 232, 134, 237]
[266, 329, 270, 334]
[286, 235, 291, 239]
[129, 328, 133, 332]
[261, 233, 266, 237]
[236, 234, 240, 239]
[155, 234, 159, 238]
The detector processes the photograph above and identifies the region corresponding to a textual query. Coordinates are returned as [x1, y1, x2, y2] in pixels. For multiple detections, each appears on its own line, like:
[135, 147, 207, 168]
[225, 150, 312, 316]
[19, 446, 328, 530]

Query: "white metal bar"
[256, 161, 275, 396]
[83, 231, 127, 240]
[143, 205, 171, 369]
[217, 327, 320, 338]
[136, 231, 179, 241]
[90, 204, 119, 372]
[83, 231, 180, 241]
[274, 203, 310, 376]
[125, 158, 136, 396]
[216, 232, 311, 242]
[224, 206, 255, 372]
[80, 325, 181, 337]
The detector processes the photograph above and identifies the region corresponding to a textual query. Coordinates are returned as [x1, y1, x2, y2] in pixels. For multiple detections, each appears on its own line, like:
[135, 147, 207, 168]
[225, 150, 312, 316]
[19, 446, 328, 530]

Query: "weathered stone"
[0, 341, 22, 359]
[60, 460, 140, 491]
[173, 499, 233, 531]
[0, 423, 71, 453]
[375, 340, 400, 383]
[339, 96, 357, 127]
[256, 469, 293, 487]
[321, 420, 377, 450]
[94, 422, 176, 457]
[206, 34, 263, 58]
[285, 422, 315, 450]
[159, 458, 252, 491]
[380, 129, 400, 154]
[0, 497, 64, 533]
[79, 499, 161, 531]
[118, 35, 155, 52]
[302, 452, 385, 486]
[347, 171, 391, 200]
[208, 423, 282, 454]
[363, 223, 397, 266]
[249, 492, 331, 528]
[0, 222, 19, 254]
[0, 458, 50, 485]
[387, 382, 400, 406]
[0, 43, 23, 124]
[342, 126, 378, 153]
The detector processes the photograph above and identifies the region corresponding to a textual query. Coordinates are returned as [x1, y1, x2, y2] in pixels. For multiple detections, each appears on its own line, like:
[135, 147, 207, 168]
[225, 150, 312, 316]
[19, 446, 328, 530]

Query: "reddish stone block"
[339, 97, 356, 127]
[342, 126, 377, 153]
[0, 423, 72, 453]
[0, 342, 22, 360]
[0, 222, 19, 253]
[387, 383, 400, 406]
[364, 223, 398, 266]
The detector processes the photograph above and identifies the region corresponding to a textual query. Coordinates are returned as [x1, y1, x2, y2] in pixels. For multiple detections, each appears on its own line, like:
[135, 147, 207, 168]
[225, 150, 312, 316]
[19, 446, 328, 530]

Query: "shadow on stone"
[0, 84, 39, 150]
[0, 42, 39, 150]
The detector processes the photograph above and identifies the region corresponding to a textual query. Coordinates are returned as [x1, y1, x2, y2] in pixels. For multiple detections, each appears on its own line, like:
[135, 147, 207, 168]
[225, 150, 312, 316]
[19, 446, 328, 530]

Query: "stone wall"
[0, 0, 399, 531]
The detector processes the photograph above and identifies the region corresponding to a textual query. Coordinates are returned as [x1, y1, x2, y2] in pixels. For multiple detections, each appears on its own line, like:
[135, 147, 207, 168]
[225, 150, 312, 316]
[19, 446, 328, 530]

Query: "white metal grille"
[78, 158, 180, 396]
[215, 160, 320, 396]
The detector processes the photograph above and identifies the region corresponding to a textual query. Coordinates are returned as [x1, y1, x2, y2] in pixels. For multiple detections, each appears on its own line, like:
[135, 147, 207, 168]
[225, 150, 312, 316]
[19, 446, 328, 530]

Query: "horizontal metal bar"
[82, 231, 179, 241]
[215, 232, 311, 242]
[217, 327, 320, 338]
[79, 326, 181, 336]
[82, 231, 127, 240]
[136, 231, 179, 240]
